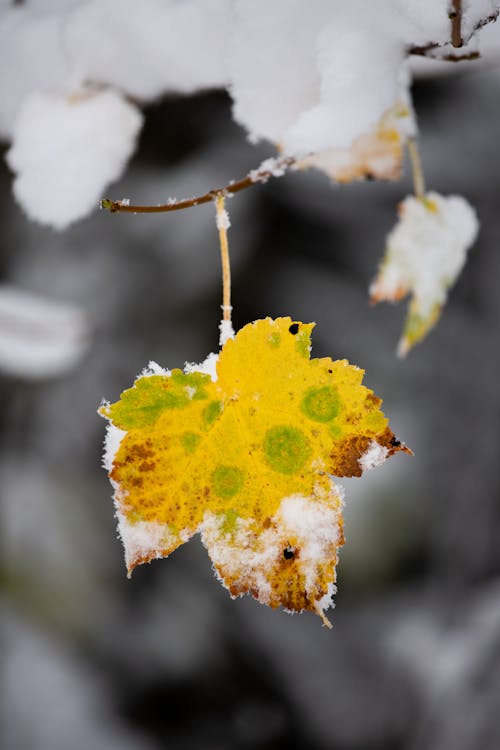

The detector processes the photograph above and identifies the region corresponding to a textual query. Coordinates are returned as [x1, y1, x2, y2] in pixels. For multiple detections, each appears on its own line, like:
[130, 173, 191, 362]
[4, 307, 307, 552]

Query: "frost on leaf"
[100, 318, 409, 625]
[370, 192, 479, 355]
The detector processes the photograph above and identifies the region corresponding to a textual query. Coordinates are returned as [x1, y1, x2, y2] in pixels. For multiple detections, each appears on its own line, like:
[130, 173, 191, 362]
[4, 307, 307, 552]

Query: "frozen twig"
[101, 155, 296, 215]
[450, 0, 463, 48]
[408, 8, 497, 61]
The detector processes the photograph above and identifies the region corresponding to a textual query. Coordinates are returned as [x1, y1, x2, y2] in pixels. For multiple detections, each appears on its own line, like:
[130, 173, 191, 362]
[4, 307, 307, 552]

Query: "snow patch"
[6, 88, 143, 229]
[102, 422, 127, 474]
[116, 513, 178, 574]
[215, 206, 231, 230]
[358, 440, 389, 472]
[140, 361, 170, 377]
[219, 318, 235, 347]
[184, 352, 219, 381]
[200, 485, 343, 619]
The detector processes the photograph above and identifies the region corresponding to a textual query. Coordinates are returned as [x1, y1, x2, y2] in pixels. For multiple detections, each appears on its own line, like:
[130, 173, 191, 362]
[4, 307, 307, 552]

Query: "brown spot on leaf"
[330, 427, 411, 477]
[365, 393, 382, 409]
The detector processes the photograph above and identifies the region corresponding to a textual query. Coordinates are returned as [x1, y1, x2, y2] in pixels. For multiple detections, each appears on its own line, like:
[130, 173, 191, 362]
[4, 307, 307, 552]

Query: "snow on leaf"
[370, 192, 479, 355]
[6, 88, 143, 230]
[299, 100, 415, 183]
[100, 317, 410, 625]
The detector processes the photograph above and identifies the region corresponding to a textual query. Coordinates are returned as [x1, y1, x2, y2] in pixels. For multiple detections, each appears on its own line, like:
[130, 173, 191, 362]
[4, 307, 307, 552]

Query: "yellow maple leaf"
[100, 317, 409, 626]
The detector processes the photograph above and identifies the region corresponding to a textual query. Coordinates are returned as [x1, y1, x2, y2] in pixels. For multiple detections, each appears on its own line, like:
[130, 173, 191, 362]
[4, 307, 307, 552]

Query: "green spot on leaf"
[181, 432, 201, 454]
[263, 425, 311, 475]
[268, 333, 281, 348]
[329, 424, 342, 439]
[221, 508, 240, 535]
[212, 465, 245, 499]
[295, 331, 311, 358]
[171, 370, 210, 400]
[203, 400, 223, 428]
[301, 385, 341, 423]
[105, 372, 212, 430]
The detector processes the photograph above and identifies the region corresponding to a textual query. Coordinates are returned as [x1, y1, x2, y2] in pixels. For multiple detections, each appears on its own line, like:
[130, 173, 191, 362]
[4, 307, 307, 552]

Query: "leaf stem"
[215, 194, 231, 324]
[407, 138, 425, 200]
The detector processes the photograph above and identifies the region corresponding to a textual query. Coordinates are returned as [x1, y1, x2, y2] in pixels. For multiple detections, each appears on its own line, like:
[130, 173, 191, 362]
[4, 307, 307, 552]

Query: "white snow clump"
[6, 89, 143, 230]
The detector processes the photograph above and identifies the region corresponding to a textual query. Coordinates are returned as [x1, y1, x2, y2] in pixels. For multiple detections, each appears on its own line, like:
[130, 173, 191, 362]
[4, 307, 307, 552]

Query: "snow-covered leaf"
[299, 101, 415, 183]
[370, 192, 479, 354]
[100, 317, 409, 625]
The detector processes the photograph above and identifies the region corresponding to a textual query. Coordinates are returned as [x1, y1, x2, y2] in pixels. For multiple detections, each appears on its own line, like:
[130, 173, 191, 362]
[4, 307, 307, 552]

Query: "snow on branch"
[0, 1, 498, 227]
[101, 156, 296, 215]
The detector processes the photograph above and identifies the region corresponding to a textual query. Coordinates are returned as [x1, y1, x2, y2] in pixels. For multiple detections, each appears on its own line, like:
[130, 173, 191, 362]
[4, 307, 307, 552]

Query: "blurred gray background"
[2, 62, 500, 750]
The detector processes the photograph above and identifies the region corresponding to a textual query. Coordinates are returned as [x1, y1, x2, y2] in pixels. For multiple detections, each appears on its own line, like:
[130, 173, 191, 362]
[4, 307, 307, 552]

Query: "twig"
[101, 155, 295, 215]
[409, 8, 498, 59]
[450, 0, 463, 48]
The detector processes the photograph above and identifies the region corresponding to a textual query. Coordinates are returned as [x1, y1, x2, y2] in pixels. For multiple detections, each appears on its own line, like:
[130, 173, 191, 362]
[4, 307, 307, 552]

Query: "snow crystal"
[249, 157, 288, 183]
[6, 88, 143, 229]
[0, 284, 88, 379]
[116, 513, 178, 576]
[140, 361, 170, 377]
[102, 422, 126, 474]
[358, 440, 390, 472]
[184, 352, 219, 382]
[219, 318, 235, 347]
[315, 581, 338, 614]
[215, 206, 231, 230]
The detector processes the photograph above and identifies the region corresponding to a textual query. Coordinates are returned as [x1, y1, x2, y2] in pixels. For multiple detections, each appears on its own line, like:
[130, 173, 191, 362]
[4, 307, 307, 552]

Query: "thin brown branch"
[408, 9, 498, 59]
[441, 51, 479, 62]
[101, 155, 295, 215]
[450, 0, 463, 48]
[476, 11, 500, 31]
